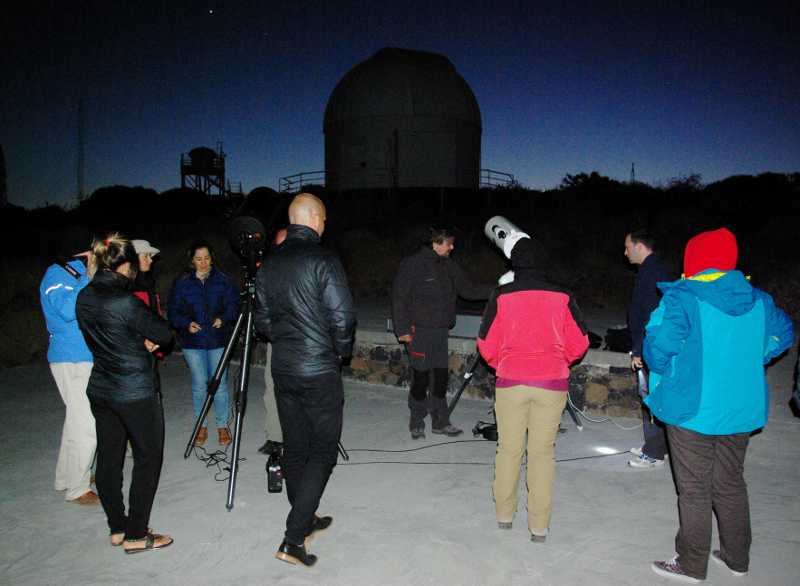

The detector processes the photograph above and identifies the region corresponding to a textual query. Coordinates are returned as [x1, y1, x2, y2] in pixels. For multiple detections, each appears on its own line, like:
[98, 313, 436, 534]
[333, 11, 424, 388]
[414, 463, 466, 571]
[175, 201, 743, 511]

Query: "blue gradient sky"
[2, 1, 797, 208]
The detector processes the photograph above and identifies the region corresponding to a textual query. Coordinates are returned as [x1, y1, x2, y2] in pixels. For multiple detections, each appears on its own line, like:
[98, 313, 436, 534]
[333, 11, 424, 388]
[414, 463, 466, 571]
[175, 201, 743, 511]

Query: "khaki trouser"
[263, 343, 282, 442]
[50, 362, 96, 500]
[493, 385, 566, 532]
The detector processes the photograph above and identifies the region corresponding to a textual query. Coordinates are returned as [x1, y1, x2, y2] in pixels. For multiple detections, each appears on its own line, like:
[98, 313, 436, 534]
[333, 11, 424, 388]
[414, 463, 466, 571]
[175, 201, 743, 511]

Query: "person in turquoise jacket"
[643, 227, 793, 583]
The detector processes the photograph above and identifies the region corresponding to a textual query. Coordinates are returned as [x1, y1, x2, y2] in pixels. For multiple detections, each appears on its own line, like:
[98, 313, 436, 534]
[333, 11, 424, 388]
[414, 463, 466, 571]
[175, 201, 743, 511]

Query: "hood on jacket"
[660, 269, 756, 317]
[683, 227, 738, 278]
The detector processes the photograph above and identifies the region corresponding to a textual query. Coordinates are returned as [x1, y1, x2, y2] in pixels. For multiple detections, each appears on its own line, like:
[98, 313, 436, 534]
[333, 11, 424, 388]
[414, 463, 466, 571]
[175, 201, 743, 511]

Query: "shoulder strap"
[55, 259, 82, 281]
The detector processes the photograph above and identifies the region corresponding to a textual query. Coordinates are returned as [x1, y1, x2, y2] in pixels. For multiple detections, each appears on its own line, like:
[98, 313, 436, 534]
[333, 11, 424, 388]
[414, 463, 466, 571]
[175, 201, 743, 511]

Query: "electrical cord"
[338, 438, 629, 466]
[567, 391, 644, 431]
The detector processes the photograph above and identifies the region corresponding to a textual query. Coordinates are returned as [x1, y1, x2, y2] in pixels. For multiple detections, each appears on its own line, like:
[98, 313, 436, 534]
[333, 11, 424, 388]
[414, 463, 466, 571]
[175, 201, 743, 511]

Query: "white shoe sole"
[710, 551, 747, 577]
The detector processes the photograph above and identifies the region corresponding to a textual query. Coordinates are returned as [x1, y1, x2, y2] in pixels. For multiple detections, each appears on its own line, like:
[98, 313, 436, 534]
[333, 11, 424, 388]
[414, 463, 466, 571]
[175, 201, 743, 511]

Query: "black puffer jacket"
[76, 271, 173, 402]
[392, 246, 488, 336]
[254, 225, 356, 377]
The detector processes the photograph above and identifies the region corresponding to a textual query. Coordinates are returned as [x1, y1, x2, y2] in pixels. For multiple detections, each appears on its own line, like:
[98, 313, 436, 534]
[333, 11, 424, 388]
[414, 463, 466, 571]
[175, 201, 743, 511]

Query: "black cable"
[346, 439, 489, 453]
[338, 450, 628, 466]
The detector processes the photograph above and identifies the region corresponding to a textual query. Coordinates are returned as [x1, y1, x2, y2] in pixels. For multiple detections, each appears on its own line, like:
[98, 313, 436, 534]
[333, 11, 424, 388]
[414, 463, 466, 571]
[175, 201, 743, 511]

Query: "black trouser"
[89, 393, 165, 540]
[641, 403, 668, 460]
[667, 425, 751, 579]
[409, 368, 450, 429]
[273, 371, 344, 546]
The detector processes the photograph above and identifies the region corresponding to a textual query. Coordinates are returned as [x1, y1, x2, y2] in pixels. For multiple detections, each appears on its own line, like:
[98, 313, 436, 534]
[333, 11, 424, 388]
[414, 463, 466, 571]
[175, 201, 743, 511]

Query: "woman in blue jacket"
[643, 228, 793, 582]
[168, 240, 239, 447]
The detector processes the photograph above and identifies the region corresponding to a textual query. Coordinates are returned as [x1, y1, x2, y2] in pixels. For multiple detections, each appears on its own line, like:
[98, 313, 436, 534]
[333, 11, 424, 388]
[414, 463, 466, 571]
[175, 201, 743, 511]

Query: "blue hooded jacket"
[39, 260, 93, 363]
[643, 269, 793, 434]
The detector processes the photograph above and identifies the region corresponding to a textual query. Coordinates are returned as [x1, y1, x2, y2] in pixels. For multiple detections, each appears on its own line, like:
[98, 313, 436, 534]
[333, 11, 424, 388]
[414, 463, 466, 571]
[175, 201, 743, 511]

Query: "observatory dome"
[324, 48, 482, 190]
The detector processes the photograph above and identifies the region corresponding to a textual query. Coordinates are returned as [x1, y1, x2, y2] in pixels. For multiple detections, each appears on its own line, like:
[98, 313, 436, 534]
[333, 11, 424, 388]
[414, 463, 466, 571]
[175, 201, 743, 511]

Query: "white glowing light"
[594, 446, 617, 455]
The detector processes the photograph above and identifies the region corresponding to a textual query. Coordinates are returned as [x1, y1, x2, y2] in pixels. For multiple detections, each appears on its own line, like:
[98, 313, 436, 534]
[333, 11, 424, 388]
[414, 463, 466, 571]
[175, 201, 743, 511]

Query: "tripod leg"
[447, 353, 482, 417]
[337, 441, 349, 461]
[226, 306, 256, 511]
[184, 310, 246, 459]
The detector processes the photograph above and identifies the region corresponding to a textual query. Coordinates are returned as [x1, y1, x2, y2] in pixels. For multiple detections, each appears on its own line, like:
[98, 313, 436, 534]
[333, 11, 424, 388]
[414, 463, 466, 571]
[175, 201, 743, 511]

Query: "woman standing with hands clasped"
[168, 240, 239, 447]
[76, 232, 174, 553]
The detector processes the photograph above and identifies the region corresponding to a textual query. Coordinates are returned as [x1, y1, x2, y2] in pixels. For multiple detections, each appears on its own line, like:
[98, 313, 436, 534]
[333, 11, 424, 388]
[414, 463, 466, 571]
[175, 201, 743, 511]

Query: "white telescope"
[484, 216, 531, 285]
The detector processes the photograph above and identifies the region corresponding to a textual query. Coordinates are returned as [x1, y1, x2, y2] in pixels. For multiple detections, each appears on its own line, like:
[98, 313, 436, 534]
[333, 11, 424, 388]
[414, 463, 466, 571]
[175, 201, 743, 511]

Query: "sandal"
[110, 526, 152, 547]
[123, 532, 173, 554]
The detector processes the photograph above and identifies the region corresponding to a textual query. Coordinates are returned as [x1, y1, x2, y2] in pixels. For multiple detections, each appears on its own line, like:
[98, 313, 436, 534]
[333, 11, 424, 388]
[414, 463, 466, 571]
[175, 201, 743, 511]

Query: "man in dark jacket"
[624, 228, 670, 468]
[255, 193, 356, 567]
[393, 226, 487, 439]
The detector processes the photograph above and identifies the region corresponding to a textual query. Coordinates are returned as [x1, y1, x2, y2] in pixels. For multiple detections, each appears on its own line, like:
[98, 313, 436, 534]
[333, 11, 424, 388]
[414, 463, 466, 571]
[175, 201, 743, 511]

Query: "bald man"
[254, 194, 356, 567]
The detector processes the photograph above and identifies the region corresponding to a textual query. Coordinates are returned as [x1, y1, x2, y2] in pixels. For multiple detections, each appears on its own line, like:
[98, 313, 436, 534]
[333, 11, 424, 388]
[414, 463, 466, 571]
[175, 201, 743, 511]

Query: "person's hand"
[188, 322, 202, 334]
[73, 250, 92, 259]
[144, 339, 160, 353]
[398, 334, 413, 343]
[631, 355, 643, 370]
[212, 318, 223, 329]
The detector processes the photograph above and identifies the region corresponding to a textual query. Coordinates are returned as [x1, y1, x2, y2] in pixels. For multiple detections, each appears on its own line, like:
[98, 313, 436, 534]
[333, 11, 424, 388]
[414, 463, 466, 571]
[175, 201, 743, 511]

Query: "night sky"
[2, 1, 798, 209]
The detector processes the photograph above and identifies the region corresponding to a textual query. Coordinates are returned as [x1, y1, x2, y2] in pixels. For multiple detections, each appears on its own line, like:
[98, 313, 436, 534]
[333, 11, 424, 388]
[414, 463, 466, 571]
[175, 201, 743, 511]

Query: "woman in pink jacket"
[477, 237, 588, 542]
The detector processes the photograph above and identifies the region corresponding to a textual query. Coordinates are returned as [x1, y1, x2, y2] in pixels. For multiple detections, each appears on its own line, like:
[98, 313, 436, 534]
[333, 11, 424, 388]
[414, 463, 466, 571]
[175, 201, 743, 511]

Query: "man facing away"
[624, 228, 670, 468]
[392, 226, 487, 439]
[39, 230, 98, 504]
[254, 193, 356, 567]
[644, 227, 793, 582]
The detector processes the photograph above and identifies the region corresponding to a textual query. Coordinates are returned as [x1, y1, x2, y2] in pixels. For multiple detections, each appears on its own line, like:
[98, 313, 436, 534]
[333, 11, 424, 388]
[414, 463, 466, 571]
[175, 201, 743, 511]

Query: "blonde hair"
[91, 232, 137, 278]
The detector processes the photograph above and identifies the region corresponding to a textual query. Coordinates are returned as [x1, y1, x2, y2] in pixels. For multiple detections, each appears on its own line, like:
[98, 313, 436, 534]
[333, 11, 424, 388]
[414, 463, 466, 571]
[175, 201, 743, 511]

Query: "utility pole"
[77, 98, 86, 201]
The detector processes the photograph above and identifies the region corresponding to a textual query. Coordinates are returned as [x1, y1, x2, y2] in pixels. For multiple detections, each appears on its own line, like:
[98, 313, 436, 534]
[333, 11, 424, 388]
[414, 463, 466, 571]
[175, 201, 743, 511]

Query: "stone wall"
[252, 328, 641, 418]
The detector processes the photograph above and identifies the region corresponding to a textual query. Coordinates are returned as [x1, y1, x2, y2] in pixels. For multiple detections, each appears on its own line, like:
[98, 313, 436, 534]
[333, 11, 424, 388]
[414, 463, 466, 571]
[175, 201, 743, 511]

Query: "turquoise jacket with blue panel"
[643, 269, 793, 435]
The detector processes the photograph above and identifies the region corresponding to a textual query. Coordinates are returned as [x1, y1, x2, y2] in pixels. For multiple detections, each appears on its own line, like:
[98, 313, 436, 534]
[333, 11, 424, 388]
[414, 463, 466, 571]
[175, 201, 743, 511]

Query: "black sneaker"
[410, 428, 425, 440]
[258, 440, 283, 455]
[306, 515, 332, 542]
[651, 557, 703, 583]
[276, 540, 317, 567]
[432, 424, 463, 436]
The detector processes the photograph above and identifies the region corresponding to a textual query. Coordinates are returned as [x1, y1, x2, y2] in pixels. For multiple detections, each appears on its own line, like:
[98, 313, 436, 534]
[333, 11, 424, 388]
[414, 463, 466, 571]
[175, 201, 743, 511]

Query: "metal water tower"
[181, 142, 227, 196]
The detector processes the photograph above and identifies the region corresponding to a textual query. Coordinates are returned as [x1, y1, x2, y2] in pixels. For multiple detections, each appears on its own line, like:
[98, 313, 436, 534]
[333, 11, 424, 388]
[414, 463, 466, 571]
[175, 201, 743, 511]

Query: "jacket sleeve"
[563, 299, 589, 364]
[392, 258, 414, 337]
[759, 291, 794, 363]
[167, 279, 191, 330]
[127, 297, 173, 346]
[321, 256, 356, 358]
[451, 260, 489, 301]
[476, 288, 501, 368]
[254, 266, 272, 341]
[41, 266, 84, 323]
[643, 290, 689, 374]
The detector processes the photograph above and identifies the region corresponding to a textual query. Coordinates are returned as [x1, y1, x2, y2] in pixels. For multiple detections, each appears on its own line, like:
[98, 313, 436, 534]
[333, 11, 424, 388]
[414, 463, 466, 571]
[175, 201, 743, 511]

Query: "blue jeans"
[183, 348, 229, 428]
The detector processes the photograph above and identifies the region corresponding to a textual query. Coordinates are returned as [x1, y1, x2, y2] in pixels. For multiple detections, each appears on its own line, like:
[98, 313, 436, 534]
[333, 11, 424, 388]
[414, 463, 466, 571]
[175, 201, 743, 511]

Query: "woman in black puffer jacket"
[76, 232, 174, 554]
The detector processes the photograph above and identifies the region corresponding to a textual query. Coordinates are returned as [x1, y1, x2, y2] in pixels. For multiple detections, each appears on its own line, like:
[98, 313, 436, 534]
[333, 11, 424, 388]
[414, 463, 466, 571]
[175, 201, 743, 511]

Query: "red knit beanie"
[683, 228, 738, 277]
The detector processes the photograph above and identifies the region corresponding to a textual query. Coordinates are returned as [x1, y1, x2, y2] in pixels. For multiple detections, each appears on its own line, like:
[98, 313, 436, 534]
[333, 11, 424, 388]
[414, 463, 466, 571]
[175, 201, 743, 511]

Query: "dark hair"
[187, 240, 215, 267]
[628, 228, 656, 251]
[91, 232, 138, 278]
[429, 225, 455, 245]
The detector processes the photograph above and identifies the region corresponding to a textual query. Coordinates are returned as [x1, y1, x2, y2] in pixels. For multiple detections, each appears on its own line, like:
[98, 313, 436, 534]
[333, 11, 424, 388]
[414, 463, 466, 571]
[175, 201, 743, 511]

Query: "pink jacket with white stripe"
[477, 273, 589, 385]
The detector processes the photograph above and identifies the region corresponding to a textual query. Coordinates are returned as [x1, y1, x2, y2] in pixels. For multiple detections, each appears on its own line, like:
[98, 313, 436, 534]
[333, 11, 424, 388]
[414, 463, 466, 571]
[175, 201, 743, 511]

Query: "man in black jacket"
[255, 193, 356, 567]
[393, 226, 487, 439]
[624, 228, 670, 468]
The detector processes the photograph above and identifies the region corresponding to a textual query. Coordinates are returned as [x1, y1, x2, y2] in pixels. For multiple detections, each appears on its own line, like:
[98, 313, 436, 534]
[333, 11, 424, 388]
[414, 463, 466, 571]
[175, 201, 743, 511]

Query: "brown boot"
[218, 427, 232, 446]
[194, 427, 208, 446]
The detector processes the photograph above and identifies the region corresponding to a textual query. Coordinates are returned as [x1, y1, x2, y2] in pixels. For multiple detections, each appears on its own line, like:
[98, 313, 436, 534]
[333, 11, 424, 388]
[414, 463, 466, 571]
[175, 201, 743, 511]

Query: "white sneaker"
[630, 446, 643, 457]
[629, 453, 666, 468]
[711, 550, 747, 576]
